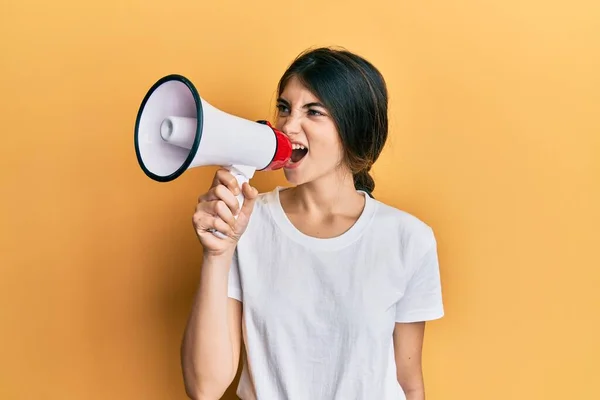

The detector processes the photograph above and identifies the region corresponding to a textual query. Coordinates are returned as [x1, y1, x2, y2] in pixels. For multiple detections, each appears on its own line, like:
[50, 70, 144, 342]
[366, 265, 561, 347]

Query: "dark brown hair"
[276, 46, 389, 196]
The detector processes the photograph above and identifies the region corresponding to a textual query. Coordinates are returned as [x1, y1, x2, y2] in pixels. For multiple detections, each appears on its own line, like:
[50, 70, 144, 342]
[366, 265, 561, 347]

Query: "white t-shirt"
[227, 186, 444, 400]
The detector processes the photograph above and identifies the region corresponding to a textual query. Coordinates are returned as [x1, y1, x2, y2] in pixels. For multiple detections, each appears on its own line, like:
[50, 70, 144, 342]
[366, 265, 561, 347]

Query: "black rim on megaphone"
[134, 74, 203, 182]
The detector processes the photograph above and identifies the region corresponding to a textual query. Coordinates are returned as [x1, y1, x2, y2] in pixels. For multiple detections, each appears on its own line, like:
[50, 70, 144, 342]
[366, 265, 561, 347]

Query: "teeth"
[292, 143, 306, 150]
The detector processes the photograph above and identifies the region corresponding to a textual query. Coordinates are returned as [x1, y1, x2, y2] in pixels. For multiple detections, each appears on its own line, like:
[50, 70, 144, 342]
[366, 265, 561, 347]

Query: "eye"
[276, 104, 290, 116]
[308, 109, 325, 117]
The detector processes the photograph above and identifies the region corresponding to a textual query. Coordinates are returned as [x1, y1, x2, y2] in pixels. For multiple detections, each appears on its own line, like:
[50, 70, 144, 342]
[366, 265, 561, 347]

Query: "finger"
[213, 184, 240, 216]
[211, 168, 227, 187]
[193, 210, 235, 238]
[196, 218, 235, 242]
[213, 169, 241, 196]
[197, 182, 239, 206]
[197, 184, 231, 204]
[212, 199, 236, 228]
[238, 183, 259, 219]
[194, 198, 235, 227]
[210, 215, 235, 239]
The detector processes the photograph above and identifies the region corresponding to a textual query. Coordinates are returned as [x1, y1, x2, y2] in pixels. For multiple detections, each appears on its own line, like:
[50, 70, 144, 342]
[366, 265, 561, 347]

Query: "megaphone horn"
[134, 74, 293, 224]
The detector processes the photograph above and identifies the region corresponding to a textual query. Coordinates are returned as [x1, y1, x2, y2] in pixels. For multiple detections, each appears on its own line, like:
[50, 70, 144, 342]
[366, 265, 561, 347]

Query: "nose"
[280, 113, 302, 137]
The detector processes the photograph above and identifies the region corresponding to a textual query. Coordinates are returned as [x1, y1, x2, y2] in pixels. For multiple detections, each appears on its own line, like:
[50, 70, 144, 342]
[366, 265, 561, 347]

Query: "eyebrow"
[277, 97, 327, 109]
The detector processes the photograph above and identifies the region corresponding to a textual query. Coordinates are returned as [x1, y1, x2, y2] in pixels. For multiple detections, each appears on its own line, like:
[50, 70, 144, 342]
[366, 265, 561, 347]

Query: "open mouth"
[290, 143, 308, 163]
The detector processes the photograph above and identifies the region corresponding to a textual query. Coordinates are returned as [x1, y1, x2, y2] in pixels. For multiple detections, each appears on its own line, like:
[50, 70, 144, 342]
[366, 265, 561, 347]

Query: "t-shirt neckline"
[267, 186, 377, 251]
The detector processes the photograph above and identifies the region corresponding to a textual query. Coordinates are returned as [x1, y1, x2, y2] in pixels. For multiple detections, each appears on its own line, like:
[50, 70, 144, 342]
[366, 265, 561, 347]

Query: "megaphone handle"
[209, 165, 255, 239]
[231, 171, 249, 216]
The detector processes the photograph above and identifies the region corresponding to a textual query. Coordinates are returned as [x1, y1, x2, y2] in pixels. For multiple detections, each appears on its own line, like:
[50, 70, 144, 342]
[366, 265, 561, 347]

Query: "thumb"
[235, 183, 259, 225]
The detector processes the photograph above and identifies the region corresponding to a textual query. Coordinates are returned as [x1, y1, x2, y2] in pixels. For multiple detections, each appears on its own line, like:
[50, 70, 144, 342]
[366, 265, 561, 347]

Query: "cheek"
[308, 128, 342, 157]
[274, 117, 285, 131]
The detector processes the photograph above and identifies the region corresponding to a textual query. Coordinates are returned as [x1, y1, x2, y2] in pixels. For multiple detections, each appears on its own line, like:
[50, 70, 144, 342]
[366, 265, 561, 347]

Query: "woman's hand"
[192, 168, 259, 257]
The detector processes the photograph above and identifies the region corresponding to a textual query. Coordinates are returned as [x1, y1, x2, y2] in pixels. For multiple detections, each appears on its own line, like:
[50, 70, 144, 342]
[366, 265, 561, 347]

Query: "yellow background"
[1, 0, 598, 399]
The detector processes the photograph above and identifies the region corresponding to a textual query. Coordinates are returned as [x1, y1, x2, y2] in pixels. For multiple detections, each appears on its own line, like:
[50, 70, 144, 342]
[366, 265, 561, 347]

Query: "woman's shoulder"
[370, 196, 437, 249]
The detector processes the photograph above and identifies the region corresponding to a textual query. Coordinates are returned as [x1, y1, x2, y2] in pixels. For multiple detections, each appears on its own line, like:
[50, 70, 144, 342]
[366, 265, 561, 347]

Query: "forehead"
[279, 76, 320, 103]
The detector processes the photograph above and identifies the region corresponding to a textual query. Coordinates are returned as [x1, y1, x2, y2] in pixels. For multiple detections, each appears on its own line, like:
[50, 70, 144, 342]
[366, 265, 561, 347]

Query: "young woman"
[181, 47, 444, 400]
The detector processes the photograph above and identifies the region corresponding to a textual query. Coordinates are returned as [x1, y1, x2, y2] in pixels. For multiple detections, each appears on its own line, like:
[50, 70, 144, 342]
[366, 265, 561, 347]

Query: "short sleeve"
[227, 248, 243, 302]
[395, 228, 444, 323]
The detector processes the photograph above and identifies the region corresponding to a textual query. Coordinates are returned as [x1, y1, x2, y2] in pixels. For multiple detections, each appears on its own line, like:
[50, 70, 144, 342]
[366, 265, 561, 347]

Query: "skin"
[181, 76, 428, 399]
[275, 76, 367, 238]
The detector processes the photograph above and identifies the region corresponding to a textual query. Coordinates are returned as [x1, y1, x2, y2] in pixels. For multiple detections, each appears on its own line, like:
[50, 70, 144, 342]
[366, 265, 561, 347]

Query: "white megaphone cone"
[134, 74, 292, 238]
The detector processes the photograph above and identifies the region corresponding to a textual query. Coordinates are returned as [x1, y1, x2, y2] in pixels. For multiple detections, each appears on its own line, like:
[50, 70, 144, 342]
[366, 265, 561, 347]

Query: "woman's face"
[275, 76, 345, 185]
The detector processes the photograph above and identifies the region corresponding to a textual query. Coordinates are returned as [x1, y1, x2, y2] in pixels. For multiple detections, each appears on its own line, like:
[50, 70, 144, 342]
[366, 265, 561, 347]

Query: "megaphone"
[134, 74, 292, 218]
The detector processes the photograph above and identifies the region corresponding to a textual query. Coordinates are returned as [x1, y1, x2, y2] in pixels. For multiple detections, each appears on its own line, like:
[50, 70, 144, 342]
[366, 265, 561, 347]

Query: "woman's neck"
[281, 168, 365, 217]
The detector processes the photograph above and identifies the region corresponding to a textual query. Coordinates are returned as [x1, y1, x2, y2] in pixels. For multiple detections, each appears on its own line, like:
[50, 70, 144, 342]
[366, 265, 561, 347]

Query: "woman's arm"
[393, 321, 426, 400]
[181, 251, 243, 400]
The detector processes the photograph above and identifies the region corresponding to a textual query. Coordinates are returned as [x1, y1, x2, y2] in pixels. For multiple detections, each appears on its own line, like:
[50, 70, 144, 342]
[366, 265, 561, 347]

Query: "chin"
[283, 165, 328, 186]
[283, 155, 307, 184]
[282, 169, 305, 185]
